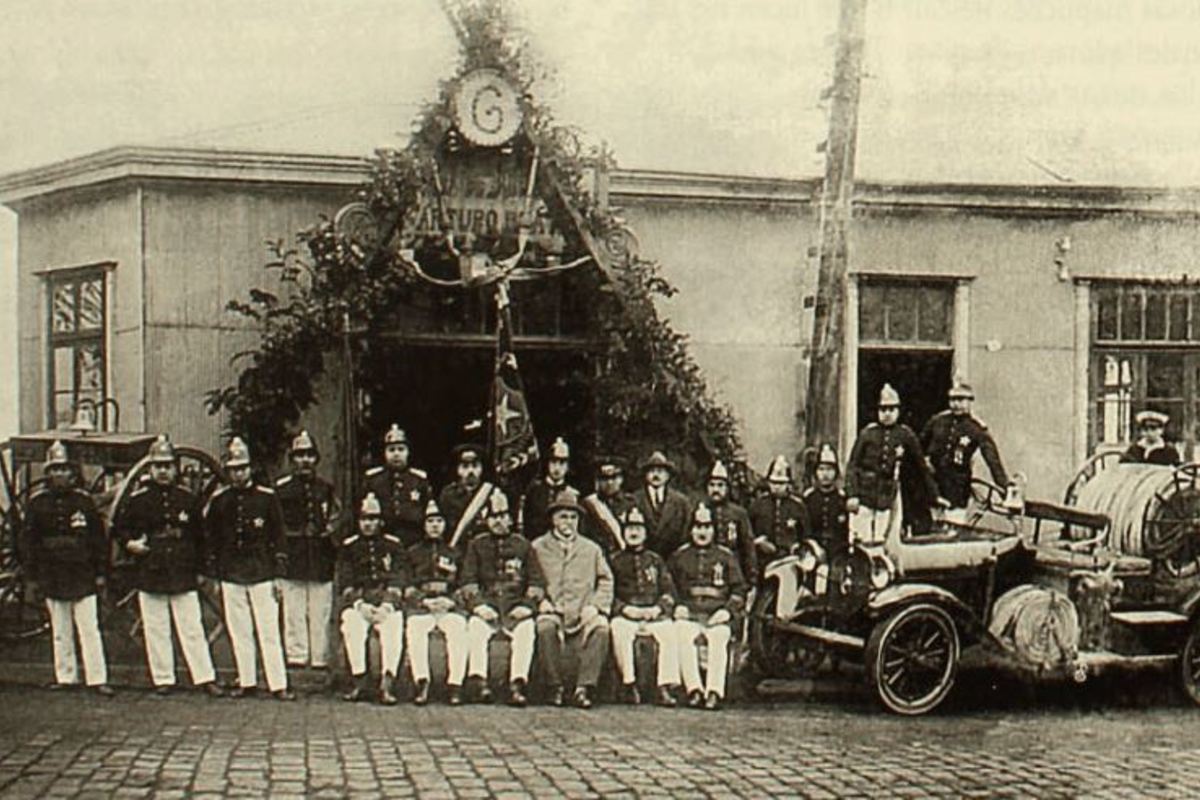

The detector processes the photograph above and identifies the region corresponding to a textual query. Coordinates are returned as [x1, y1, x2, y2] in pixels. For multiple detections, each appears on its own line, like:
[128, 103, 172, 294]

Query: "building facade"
[3, 146, 1199, 496]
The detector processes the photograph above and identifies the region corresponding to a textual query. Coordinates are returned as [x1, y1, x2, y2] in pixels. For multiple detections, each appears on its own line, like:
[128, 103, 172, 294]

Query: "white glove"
[473, 604, 499, 622]
[708, 608, 731, 626]
[673, 605, 690, 621]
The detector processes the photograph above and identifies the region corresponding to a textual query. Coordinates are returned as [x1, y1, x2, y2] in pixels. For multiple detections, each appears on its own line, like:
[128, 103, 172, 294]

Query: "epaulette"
[384, 534, 402, 545]
[209, 485, 230, 499]
[972, 414, 989, 430]
[27, 487, 48, 502]
[129, 486, 149, 498]
[69, 487, 91, 497]
[410, 467, 427, 479]
[365, 466, 384, 477]
[255, 485, 276, 495]
[275, 475, 293, 486]
[342, 534, 360, 546]
[864, 422, 880, 431]
[789, 492, 807, 504]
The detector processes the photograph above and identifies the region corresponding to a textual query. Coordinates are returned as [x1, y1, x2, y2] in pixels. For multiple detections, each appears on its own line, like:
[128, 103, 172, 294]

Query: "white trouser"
[137, 590, 216, 687]
[221, 581, 288, 691]
[611, 616, 679, 686]
[406, 611, 468, 686]
[467, 616, 535, 683]
[46, 595, 107, 686]
[675, 619, 732, 698]
[278, 579, 333, 667]
[850, 492, 904, 546]
[340, 604, 404, 677]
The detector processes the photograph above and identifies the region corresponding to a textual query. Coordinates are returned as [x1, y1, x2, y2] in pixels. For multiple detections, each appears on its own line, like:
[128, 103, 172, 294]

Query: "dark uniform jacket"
[632, 485, 693, 559]
[920, 410, 1009, 508]
[24, 487, 107, 601]
[276, 472, 341, 583]
[405, 539, 462, 613]
[458, 531, 546, 627]
[521, 478, 580, 539]
[363, 465, 430, 547]
[846, 423, 940, 531]
[801, 487, 850, 560]
[1120, 442, 1182, 466]
[610, 547, 676, 617]
[581, 490, 636, 556]
[203, 484, 286, 585]
[748, 492, 809, 555]
[438, 481, 495, 552]
[339, 531, 409, 609]
[669, 543, 747, 618]
[706, 499, 757, 585]
[117, 482, 204, 595]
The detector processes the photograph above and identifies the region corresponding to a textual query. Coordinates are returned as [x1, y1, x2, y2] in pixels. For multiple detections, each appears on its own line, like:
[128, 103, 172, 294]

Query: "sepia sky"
[2, 0, 1200, 435]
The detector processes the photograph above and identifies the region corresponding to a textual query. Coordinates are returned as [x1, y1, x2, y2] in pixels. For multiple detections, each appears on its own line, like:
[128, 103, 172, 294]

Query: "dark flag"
[491, 288, 539, 477]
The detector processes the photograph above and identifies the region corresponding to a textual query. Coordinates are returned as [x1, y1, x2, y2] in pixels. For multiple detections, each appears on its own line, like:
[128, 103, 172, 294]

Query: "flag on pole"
[491, 284, 539, 476]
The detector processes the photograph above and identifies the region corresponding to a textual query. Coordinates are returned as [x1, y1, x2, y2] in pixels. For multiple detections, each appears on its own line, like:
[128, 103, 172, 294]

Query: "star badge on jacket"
[178, 510, 189, 523]
[253, 517, 265, 528]
[70, 510, 87, 529]
[410, 489, 421, 502]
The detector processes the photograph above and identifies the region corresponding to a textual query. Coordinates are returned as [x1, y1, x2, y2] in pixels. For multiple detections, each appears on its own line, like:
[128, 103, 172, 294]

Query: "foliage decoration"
[206, 0, 744, 487]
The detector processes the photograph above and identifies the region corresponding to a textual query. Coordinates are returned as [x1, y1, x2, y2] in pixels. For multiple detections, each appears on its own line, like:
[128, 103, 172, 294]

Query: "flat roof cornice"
[4, 145, 1200, 216]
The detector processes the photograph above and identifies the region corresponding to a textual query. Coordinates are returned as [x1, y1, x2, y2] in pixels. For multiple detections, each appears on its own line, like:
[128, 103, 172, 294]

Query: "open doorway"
[857, 350, 953, 434]
[361, 343, 595, 489]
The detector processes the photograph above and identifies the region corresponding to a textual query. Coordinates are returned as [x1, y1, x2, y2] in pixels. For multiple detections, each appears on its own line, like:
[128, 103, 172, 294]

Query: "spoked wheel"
[0, 480, 50, 641]
[1179, 616, 1200, 706]
[748, 583, 827, 678]
[866, 603, 960, 716]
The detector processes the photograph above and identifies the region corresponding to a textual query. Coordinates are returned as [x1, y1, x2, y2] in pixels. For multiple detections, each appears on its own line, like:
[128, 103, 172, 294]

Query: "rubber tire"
[865, 602, 959, 716]
[1179, 616, 1200, 706]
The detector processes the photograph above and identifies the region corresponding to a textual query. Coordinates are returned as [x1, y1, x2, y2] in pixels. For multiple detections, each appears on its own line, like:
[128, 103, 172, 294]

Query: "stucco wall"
[15, 185, 142, 434]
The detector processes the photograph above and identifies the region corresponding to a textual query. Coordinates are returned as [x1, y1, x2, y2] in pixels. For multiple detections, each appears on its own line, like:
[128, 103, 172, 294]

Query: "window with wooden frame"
[858, 280, 954, 350]
[1091, 282, 1200, 456]
[45, 267, 108, 428]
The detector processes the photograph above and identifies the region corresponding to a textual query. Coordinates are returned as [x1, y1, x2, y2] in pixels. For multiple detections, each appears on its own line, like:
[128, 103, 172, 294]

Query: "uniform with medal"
[702, 461, 757, 585]
[24, 441, 112, 693]
[580, 456, 636, 556]
[117, 435, 220, 695]
[920, 381, 1009, 521]
[275, 430, 342, 669]
[520, 437, 581, 538]
[404, 500, 469, 705]
[339, 492, 410, 705]
[362, 424, 431, 547]
[438, 443, 496, 553]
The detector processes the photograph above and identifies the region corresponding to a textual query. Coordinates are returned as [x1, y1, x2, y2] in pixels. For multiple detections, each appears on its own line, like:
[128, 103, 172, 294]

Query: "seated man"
[458, 489, 545, 707]
[405, 500, 468, 706]
[670, 504, 747, 711]
[339, 493, 409, 706]
[531, 489, 613, 709]
[609, 507, 680, 706]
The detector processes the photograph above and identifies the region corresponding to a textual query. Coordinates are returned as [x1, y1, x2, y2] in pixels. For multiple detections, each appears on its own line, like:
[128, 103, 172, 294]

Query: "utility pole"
[806, 0, 867, 454]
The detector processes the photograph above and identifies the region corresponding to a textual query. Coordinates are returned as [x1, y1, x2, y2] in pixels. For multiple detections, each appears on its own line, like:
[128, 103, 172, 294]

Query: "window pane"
[1145, 293, 1167, 340]
[1170, 295, 1189, 341]
[77, 344, 104, 394]
[53, 347, 74, 394]
[78, 279, 103, 331]
[1096, 291, 1118, 340]
[1120, 292, 1144, 340]
[887, 286, 917, 341]
[1192, 292, 1200, 341]
[52, 284, 76, 334]
[1146, 352, 1184, 399]
[859, 285, 885, 342]
[917, 287, 952, 343]
[53, 393, 75, 428]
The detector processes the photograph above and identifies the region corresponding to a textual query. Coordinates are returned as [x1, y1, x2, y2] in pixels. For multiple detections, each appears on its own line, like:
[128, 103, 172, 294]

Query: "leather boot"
[379, 673, 398, 706]
[412, 679, 430, 706]
[656, 685, 678, 708]
[507, 679, 528, 707]
[446, 685, 463, 706]
[343, 672, 372, 702]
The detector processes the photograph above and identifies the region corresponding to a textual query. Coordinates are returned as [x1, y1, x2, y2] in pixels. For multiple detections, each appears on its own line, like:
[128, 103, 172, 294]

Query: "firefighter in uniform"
[1121, 410, 1182, 466]
[581, 455, 636, 556]
[845, 384, 943, 545]
[920, 380, 1010, 522]
[118, 435, 222, 696]
[339, 492, 409, 705]
[275, 430, 342, 669]
[24, 441, 113, 695]
[404, 499, 468, 706]
[609, 507, 680, 706]
[531, 489, 614, 709]
[203, 437, 294, 700]
[670, 504, 746, 711]
[439, 443, 496, 553]
[702, 461, 756, 586]
[748, 455, 809, 564]
[363, 424, 431, 547]
[458, 489, 545, 707]
[521, 437, 580, 538]
[633, 451, 693, 559]
[802, 444, 851, 589]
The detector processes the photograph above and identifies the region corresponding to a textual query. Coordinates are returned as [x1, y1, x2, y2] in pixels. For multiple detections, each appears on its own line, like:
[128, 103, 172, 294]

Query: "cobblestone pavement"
[0, 677, 1197, 799]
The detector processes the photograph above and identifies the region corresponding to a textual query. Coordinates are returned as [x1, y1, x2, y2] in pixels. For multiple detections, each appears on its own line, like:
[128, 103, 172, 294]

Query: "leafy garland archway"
[205, 0, 743, 488]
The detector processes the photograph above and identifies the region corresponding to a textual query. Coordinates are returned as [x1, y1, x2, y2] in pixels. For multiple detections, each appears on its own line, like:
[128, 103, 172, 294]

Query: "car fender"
[761, 555, 804, 619]
[867, 583, 986, 642]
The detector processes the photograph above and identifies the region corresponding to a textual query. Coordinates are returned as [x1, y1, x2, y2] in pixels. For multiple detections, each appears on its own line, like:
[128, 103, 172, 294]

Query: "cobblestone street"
[0, 674, 1196, 799]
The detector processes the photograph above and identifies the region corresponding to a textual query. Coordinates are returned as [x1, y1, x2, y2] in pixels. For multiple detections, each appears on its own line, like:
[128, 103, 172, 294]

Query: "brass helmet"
[290, 429, 319, 459]
[360, 492, 383, 518]
[224, 437, 251, 468]
[765, 455, 792, 483]
[44, 440, 71, 468]
[383, 424, 408, 446]
[424, 499, 444, 520]
[148, 434, 176, 464]
[548, 437, 570, 461]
